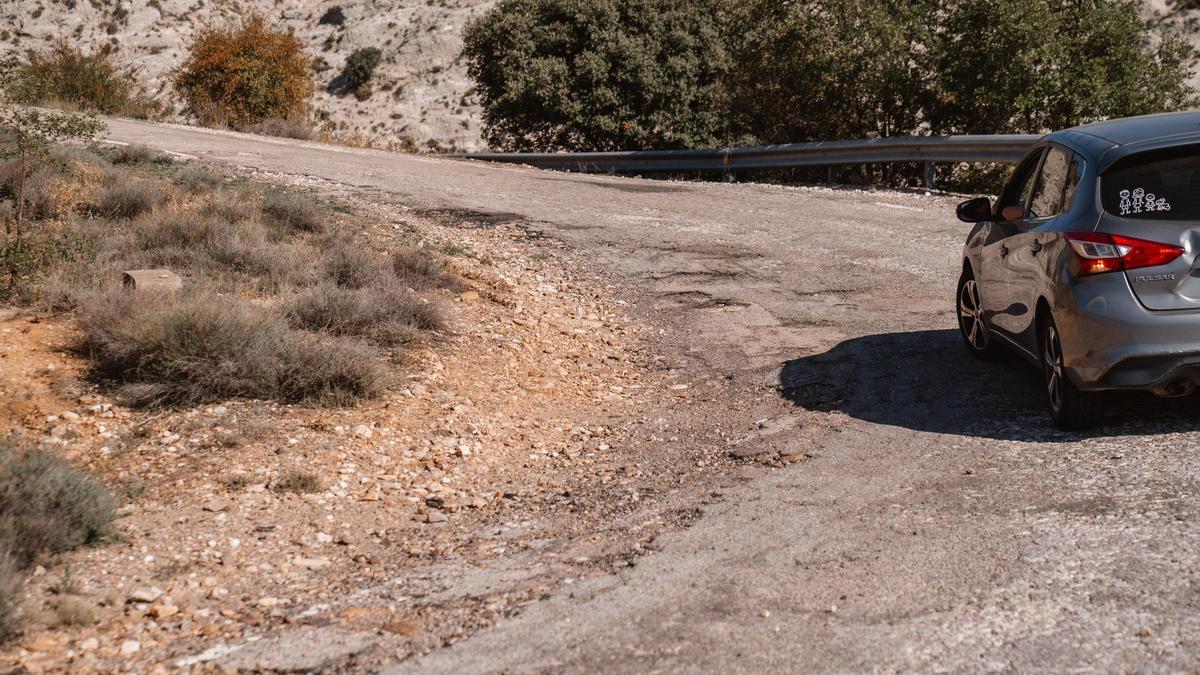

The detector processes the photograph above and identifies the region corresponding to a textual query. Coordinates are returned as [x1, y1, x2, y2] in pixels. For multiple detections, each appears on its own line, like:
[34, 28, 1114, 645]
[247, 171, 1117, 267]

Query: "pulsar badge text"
[1133, 273, 1177, 283]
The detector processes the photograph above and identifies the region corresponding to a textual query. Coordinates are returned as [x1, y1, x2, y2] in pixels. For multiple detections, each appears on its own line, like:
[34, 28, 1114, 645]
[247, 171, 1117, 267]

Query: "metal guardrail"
[451, 134, 1041, 186]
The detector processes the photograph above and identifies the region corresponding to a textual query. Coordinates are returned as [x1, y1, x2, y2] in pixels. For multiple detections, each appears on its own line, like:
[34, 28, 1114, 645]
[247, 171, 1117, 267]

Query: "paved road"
[106, 119, 1200, 672]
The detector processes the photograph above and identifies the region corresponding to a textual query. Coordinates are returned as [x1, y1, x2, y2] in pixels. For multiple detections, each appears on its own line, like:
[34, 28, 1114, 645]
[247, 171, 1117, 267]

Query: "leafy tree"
[928, 0, 1197, 135]
[465, 0, 1195, 158]
[725, 0, 930, 145]
[462, 0, 733, 151]
[174, 15, 313, 129]
[0, 53, 104, 293]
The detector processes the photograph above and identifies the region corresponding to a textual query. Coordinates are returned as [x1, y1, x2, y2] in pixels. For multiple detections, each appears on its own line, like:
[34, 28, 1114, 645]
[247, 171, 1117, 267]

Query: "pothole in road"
[656, 290, 751, 312]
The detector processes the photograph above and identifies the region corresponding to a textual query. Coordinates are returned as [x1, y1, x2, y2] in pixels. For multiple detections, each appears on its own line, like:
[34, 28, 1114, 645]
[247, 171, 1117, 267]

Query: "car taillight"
[1065, 232, 1184, 276]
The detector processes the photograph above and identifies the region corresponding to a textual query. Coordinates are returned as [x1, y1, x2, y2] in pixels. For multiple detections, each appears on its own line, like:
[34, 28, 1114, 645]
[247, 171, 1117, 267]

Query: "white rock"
[128, 586, 163, 603]
[120, 639, 140, 656]
[352, 424, 374, 439]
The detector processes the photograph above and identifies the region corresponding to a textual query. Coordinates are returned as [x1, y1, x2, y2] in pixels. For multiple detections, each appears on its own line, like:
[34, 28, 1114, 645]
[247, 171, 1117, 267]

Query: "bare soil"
[0, 169, 796, 672]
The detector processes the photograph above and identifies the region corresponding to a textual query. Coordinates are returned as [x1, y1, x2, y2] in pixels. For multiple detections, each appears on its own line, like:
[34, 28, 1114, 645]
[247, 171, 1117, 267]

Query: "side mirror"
[956, 197, 993, 223]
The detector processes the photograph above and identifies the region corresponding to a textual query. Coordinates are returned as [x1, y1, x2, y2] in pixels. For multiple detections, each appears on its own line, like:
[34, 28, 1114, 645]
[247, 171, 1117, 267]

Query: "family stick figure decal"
[1119, 188, 1172, 215]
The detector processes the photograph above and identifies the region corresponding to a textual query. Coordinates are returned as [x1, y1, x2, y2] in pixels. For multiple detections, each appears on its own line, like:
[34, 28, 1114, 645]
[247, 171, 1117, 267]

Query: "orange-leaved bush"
[173, 15, 312, 129]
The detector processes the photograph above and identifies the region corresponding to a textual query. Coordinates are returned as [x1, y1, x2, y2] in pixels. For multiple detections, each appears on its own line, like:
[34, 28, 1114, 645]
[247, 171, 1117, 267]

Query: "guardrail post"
[923, 162, 937, 190]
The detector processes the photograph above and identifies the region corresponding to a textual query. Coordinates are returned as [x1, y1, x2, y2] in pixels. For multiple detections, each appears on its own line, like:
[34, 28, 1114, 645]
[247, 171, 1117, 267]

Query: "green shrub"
[174, 14, 313, 129]
[466, 0, 1196, 160]
[725, 0, 927, 144]
[462, 0, 733, 151]
[76, 291, 384, 407]
[318, 6, 346, 26]
[927, 0, 1197, 135]
[262, 191, 326, 233]
[285, 283, 444, 346]
[339, 48, 382, 94]
[9, 41, 158, 117]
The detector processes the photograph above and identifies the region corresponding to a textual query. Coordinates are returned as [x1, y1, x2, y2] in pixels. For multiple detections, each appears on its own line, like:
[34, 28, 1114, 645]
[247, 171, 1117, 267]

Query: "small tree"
[0, 53, 104, 293]
[340, 47, 382, 95]
[462, 0, 733, 152]
[174, 15, 313, 129]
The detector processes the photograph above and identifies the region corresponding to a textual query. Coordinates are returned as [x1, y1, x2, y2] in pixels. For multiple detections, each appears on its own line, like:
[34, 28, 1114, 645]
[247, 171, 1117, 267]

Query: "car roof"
[1045, 112, 1200, 173]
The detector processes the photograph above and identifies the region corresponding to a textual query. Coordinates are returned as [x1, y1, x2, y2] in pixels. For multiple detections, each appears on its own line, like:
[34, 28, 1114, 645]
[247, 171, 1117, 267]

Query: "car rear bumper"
[1058, 272, 1200, 390]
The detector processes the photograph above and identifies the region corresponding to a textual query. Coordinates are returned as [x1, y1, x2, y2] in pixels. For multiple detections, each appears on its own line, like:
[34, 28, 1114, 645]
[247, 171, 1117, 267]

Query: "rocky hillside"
[5, 0, 495, 152]
[3, 0, 1199, 153]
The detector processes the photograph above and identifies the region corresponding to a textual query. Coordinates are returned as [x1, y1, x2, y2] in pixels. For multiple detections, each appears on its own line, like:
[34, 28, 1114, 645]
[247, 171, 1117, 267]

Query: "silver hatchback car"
[956, 112, 1200, 429]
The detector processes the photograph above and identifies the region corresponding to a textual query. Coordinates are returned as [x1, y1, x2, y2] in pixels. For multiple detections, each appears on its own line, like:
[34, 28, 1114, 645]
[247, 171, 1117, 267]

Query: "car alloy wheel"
[958, 278, 987, 352]
[1043, 323, 1064, 414]
[1039, 315, 1102, 430]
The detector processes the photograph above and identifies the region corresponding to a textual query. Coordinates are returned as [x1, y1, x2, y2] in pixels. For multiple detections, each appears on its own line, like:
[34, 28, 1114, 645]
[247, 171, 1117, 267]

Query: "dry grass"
[0, 442, 116, 569]
[128, 211, 316, 289]
[11, 145, 455, 407]
[286, 283, 444, 347]
[321, 240, 388, 289]
[393, 246, 464, 290]
[173, 164, 225, 193]
[244, 117, 314, 140]
[0, 552, 21, 644]
[110, 144, 173, 166]
[96, 174, 164, 219]
[51, 595, 97, 628]
[0, 439, 116, 643]
[262, 191, 326, 233]
[76, 291, 386, 407]
[274, 470, 321, 494]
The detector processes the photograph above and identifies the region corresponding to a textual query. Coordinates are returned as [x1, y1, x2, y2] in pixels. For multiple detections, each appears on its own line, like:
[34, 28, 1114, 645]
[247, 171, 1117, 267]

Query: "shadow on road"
[779, 329, 1200, 441]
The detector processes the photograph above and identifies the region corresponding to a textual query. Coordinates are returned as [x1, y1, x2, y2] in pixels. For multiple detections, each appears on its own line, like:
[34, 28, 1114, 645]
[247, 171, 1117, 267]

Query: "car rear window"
[1102, 147, 1200, 220]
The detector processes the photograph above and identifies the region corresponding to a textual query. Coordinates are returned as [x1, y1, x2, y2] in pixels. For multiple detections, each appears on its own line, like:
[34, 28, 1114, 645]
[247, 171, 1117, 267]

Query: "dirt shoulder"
[0, 168, 796, 672]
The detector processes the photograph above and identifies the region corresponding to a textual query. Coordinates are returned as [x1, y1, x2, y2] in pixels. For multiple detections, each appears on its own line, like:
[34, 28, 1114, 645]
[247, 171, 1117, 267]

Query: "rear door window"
[1102, 147, 1200, 220]
[1028, 147, 1072, 219]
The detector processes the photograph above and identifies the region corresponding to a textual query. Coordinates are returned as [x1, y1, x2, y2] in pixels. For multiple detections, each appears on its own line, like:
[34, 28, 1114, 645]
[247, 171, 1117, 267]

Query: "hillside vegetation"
[3, 0, 1198, 152]
[466, 0, 1196, 155]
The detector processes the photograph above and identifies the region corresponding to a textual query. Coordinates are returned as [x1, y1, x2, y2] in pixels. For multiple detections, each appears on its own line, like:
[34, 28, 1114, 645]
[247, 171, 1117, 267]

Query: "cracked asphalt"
[105, 119, 1200, 673]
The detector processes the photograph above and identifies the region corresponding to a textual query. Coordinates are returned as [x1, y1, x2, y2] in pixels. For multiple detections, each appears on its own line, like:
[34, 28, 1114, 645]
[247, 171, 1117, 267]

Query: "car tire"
[1040, 314, 1103, 430]
[956, 269, 1004, 361]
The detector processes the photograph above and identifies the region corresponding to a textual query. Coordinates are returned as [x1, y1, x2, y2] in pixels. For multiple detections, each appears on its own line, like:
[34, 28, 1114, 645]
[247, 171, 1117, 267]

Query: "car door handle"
[1000, 244, 1009, 257]
[1030, 240, 1044, 255]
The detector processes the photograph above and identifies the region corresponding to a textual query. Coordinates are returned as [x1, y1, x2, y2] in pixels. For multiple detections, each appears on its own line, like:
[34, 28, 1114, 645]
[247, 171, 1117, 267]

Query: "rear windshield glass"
[1102, 147, 1200, 220]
